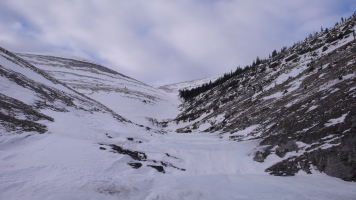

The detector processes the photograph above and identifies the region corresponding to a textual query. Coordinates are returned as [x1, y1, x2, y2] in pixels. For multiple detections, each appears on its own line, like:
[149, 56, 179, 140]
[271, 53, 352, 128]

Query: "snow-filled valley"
[2, 128, 356, 200]
[2, 16, 356, 199]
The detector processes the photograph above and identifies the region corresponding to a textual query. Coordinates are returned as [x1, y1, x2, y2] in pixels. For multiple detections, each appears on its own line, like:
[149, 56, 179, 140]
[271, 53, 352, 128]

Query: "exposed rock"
[148, 165, 165, 173]
[128, 162, 142, 169]
[109, 144, 147, 161]
[266, 155, 311, 176]
[253, 152, 265, 163]
[275, 140, 299, 158]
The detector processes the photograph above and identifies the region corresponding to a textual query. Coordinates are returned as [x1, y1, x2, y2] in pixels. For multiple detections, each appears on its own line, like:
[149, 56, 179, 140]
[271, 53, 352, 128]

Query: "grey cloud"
[1, 0, 355, 85]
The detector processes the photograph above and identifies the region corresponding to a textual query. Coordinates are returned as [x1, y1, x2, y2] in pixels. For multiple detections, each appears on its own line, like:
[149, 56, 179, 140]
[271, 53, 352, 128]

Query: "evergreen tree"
[272, 50, 277, 57]
[255, 57, 261, 65]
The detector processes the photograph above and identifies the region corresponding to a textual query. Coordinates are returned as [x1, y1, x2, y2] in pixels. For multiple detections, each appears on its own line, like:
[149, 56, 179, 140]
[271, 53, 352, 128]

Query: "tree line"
[179, 66, 247, 100]
[179, 12, 356, 101]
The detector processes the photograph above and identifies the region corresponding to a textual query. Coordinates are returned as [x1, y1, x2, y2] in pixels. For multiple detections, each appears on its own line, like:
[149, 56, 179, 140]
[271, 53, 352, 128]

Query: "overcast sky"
[1, 0, 356, 85]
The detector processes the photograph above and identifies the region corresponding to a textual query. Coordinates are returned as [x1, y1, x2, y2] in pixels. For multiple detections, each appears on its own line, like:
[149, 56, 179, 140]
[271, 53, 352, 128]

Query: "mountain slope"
[156, 74, 221, 94]
[17, 52, 181, 127]
[172, 16, 356, 181]
[0, 47, 129, 134]
[0, 47, 195, 199]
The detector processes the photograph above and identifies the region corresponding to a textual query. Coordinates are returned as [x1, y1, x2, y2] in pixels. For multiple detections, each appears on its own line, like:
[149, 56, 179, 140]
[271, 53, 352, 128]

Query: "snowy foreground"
[1, 108, 356, 200]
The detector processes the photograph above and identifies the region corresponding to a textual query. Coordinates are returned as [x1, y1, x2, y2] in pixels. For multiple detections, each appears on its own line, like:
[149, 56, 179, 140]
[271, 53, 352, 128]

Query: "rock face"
[266, 111, 356, 181]
[172, 16, 356, 181]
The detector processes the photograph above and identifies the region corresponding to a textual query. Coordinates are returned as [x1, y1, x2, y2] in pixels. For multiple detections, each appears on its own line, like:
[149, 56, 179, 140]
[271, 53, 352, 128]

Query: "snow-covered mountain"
[16, 52, 181, 128]
[1, 15, 356, 200]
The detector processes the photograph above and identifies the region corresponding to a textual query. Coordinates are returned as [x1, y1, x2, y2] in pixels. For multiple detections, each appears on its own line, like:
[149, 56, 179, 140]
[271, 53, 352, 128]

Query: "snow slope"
[17, 53, 181, 127]
[156, 74, 221, 94]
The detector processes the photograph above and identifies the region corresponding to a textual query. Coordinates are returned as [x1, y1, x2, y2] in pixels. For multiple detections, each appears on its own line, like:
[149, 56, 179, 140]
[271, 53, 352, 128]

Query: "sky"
[1, 0, 356, 85]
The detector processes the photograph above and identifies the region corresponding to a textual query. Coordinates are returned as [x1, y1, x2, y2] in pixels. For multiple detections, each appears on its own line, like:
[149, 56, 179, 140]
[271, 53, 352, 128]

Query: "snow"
[2, 50, 356, 200]
[198, 121, 212, 131]
[322, 33, 355, 54]
[2, 127, 356, 200]
[284, 99, 297, 108]
[0, 52, 77, 96]
[275, 65, 307, 85]
[156, 74, 221, 94]
[307, 105, 318, 112]
[228, 124, 259, 138]
[325, 113, 348, 127]
[16, 53, 182, 127]
[19, 51, 101, 66]
[84, 90, 180, 127]
[0, 73, 37, 105]
[263, 91, 284, 100]
[318, 73, 355, 94]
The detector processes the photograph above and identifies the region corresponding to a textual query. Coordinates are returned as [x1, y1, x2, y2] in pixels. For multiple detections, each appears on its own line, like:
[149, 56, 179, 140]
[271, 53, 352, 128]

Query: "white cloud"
[0, 0, 355, 85]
